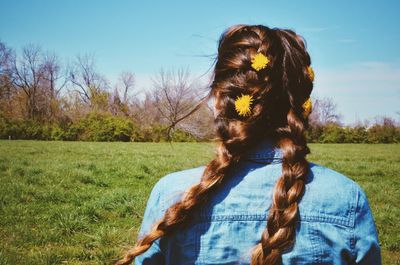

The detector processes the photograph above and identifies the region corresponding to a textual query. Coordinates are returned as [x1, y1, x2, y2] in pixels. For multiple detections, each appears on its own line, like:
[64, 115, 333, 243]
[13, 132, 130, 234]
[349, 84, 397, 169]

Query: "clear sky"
[1, 0, 399, 125]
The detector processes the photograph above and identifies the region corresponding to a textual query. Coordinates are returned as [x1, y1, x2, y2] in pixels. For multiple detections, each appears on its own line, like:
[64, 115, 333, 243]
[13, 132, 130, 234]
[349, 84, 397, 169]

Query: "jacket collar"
[242, 138, 283, 163]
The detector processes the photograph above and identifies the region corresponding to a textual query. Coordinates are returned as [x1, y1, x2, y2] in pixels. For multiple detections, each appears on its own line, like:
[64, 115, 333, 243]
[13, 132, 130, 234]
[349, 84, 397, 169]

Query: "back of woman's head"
[211, 24, 313, 149]
[116, 24, 314, 265]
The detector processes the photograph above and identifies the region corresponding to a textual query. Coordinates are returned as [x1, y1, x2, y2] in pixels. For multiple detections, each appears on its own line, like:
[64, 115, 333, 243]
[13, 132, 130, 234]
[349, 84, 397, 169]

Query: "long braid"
[251, 109, 310, 264]
[251, 28, 313, 264]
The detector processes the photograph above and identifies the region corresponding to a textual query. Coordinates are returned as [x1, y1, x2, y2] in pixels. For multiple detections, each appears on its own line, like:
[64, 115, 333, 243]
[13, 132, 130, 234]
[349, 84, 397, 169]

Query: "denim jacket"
[135, 139, 381, 265]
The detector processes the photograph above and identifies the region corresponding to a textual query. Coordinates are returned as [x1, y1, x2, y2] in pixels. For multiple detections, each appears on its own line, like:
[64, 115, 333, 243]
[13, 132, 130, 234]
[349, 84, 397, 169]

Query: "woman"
[116, 24, 381, 265]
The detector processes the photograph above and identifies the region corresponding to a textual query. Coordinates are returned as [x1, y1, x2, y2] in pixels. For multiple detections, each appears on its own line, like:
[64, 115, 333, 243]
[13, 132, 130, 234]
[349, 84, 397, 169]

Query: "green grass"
[0, 141, 399, 265]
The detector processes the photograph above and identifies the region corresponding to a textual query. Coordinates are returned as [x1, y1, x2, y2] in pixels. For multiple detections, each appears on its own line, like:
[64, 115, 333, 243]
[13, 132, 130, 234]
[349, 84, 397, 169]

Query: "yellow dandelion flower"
[235, 94, 254, 117]
[307, 66, 315, 82]
[251, 52, 270, 71]
[302, 97, 312, 118]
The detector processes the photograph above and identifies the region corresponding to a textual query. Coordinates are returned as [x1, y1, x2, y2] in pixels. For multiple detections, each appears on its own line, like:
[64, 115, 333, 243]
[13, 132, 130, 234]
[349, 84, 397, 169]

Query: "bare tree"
[151, 68, 205, 136]
[42, 52, 66, 98]
[11, 44, 47, 119]
[0, 41, 14, 99]
[0, 41, 16, 118]
[2, 43, 67, 122]
[68, 54, 109, 106]
[310, 97, 342, 125]
[178, 102, 215, 139]
[40, 52, 67, 120]
[130, 91, 163, 127]
[0, 41, 14, 76]
[110, 88, 125, 116]
[110, 71, 136, 116]
[373, 116, 397, 127]
[118, 71, 135, 103]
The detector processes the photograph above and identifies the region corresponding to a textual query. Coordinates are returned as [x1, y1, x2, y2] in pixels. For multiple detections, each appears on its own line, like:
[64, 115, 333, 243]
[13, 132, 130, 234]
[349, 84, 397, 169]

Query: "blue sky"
[1, 0, 399, 125]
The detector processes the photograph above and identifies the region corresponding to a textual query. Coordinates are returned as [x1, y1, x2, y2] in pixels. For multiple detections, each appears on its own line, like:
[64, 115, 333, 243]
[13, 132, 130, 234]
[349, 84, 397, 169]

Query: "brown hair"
[116, 24, 313, 265]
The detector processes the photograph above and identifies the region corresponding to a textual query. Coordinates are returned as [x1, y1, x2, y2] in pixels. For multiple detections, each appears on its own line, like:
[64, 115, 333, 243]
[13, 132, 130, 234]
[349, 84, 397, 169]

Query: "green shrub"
[306, 124, 324, 143]
[343, 126, 368, 143]
[133, 125, 167, 142]
[319, 123, 346, 143]
[1, 111, 399, 143]
[73, 112, 134, 142]
[171, 129, 197, 142]
[367, 124, 400, 143]
[0, 112, 136, 142]
[0, 118, 51, 140]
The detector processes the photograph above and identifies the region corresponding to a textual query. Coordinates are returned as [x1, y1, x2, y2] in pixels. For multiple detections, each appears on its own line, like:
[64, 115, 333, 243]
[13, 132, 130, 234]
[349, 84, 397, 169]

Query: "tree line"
[0, 40, 399, 143]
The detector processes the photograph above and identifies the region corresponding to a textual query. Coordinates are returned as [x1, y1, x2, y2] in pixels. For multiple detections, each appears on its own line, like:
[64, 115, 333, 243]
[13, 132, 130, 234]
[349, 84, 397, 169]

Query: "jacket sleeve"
[134, 178, 166, 265]
[353, 186, 382, 264]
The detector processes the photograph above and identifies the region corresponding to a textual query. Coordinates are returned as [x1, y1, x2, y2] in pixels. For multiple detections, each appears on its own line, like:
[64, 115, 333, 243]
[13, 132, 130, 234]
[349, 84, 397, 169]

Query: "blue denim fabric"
[135, 139, 381, 265]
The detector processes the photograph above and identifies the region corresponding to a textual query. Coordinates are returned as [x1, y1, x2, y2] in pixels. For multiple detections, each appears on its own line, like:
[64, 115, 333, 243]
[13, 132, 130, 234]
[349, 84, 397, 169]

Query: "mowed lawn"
[0, 141, 399, 265]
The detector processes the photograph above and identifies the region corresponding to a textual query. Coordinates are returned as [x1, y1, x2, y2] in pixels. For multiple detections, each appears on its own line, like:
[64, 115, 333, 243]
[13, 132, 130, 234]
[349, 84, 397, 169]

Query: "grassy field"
[0, 141, 399, 265]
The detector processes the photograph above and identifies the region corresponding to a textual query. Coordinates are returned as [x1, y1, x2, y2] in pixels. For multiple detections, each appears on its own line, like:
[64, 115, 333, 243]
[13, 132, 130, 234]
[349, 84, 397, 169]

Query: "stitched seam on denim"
[349, 183, 357, 228]
[314, 223, 324, 263]
[350, 186, 360, 259]
[194, 214, 268, 222]
[242, 158, 283, 165]
[246, 152, 274, 158]
[159, 178, 166, 257]
[194, 213, 352, 226]
[309, 222, 320, 264]
[161, 178, 165, 215]
[299, 215, 352, 228]
[245, 151, 282, 160]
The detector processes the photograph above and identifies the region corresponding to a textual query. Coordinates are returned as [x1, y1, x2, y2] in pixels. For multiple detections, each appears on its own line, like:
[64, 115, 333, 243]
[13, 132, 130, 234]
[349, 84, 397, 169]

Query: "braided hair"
[116, 24, 314, 265]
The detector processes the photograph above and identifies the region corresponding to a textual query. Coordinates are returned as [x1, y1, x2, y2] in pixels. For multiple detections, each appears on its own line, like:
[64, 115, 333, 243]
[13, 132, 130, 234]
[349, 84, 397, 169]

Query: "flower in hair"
[251, 52, 270, 71]
[307, 66, 315, 82]
[235, 94, 253, 116]
[302, 97, 312, 118]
